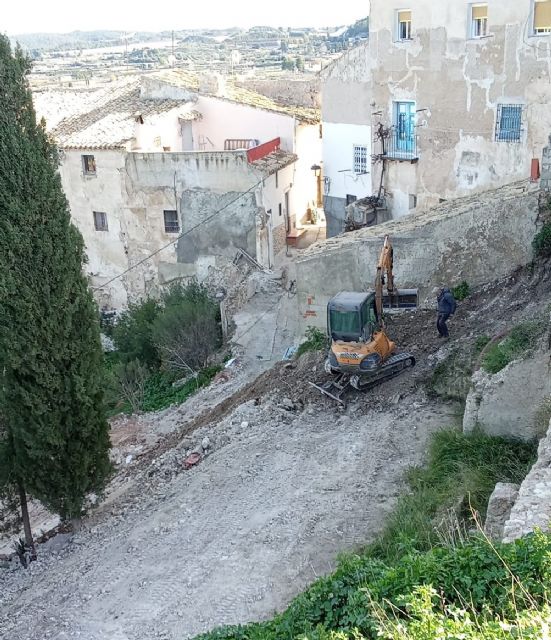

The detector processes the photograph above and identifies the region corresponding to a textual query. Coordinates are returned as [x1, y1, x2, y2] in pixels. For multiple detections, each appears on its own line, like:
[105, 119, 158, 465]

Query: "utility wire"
[93, 178, 265, 291]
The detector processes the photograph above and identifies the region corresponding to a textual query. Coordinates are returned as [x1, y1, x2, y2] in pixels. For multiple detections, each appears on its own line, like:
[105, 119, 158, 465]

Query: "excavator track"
[309, 352, 415, 407]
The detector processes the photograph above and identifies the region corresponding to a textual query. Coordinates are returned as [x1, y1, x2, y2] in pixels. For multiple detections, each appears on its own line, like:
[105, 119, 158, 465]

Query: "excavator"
[309, 235, 418, 406]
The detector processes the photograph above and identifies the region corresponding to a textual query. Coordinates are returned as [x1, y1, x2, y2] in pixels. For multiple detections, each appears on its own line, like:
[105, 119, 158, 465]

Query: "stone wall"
[463, 349, 551, 441]
[296, 181, 541, 331]
[502, 418, 551, 543]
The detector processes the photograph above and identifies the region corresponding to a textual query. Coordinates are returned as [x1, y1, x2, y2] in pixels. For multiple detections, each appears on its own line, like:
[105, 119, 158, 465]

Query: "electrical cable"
[92, 177, 265, 292]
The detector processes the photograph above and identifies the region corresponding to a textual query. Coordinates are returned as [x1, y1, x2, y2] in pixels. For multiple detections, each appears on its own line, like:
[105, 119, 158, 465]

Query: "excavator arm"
[374, 235, 417, 324]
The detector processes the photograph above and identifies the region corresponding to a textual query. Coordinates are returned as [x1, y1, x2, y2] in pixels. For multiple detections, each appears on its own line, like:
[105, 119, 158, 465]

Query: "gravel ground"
[0, 390, 454, 640]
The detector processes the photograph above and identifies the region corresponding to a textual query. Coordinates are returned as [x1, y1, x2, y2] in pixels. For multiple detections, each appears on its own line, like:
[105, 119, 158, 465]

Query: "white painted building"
[34, 74, 320, 309]
[322, 0, 551, 235]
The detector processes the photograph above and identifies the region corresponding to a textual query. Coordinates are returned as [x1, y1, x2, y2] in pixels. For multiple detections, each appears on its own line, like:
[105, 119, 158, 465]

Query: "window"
[163, 209, 180, 233]
[470, 4, 488, 38]
[278, 203, 282, 217]
[397, 9, 412, 41]
[275, 171, 279, 188]
[82, 154, 96, 175]
[495, 104, 523, 142]
[353, 145, 368, 174]
[346, 194, 357, 206]
[534, 0, 551, 34]
[93, 211, 108, 231]
[409, 194, 418, 209]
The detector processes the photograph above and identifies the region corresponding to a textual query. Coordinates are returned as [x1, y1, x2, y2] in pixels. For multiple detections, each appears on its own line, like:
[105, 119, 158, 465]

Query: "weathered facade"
[296, 181, 541, 331]
[322, 0, 551, 234]
[35, 74, 320, 309]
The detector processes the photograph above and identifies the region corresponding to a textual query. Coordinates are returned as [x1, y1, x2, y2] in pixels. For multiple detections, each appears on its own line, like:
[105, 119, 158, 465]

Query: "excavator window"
[329, 309, 361, 339]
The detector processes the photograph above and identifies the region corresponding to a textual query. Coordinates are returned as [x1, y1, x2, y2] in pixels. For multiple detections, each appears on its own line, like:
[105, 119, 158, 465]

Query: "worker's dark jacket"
[437, 290, 457, 315]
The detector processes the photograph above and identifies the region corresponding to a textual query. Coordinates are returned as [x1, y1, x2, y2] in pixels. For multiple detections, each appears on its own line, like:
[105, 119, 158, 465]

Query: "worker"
[436, 287, 456, 338]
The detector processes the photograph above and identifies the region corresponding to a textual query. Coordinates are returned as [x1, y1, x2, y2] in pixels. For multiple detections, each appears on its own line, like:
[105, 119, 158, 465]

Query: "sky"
[5, 1, 367, 35]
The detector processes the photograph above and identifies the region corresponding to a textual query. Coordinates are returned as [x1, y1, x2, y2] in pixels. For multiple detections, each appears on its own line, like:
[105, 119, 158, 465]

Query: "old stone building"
[34, 73, 321, 309]
[322, 0, 551, 235]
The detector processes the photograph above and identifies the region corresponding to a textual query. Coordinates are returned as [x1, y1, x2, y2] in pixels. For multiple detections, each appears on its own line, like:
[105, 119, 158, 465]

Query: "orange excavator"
[309, 235, 417, 406]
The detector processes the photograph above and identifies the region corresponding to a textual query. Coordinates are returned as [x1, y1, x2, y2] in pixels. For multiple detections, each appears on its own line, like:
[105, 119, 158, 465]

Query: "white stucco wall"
[322, 122, 372, 201]
[293, 123, 323, 223]
[193, 96, 296, 152]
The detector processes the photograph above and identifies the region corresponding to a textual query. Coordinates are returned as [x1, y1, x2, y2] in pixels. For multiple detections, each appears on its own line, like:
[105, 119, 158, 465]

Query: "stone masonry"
[502, 418, 551, 543]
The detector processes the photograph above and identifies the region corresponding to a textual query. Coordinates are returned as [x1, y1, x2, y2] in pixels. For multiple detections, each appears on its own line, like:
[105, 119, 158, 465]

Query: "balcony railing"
[380, 126, 419, 161]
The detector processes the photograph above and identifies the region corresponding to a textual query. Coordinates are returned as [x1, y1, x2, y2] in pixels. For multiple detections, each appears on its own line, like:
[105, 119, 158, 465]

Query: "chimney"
[198, 73, 226, 98]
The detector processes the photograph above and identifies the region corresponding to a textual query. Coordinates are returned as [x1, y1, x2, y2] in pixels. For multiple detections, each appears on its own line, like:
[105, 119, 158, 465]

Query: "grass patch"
[296, 326, 329, 358]
[367, 429, 536, 563]
[194, 430, 540, 640]
[482, 321, 545, 374]
[533, 221, 551, 259]
[141, 366, 221, 413]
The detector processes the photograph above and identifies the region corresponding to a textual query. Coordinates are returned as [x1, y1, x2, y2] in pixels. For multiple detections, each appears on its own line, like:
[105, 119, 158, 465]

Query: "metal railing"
[380, 126, 419, 161]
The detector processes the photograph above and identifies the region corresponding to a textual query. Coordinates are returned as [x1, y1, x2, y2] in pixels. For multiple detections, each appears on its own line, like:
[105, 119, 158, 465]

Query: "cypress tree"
[0, 36, 111, 545]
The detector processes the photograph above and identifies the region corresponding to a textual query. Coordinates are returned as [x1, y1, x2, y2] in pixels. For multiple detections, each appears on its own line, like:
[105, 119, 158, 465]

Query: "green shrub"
[296, 327, 329, 358]
[482, 321, 545, 374]
[153, 282, 222, 374]
[112, 298, 162, 368]
[474, 334, 491, 354]
[141, 366, 221, 413]
[452, 280, 470, 301]
[532, 222, 551, 258]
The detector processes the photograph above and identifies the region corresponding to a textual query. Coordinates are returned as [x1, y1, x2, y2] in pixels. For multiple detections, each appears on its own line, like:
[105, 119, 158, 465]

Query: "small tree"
[115, 359, 149, 413]
[0, 36, 111, 549]
[153, 282, 222, 374]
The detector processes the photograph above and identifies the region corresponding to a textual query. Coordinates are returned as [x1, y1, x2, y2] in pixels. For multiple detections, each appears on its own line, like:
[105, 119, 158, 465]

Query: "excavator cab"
[327, 291, 380, 343]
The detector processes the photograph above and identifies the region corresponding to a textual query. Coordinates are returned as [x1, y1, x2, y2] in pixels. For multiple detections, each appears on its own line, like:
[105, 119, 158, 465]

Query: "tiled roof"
[148, 70, 320, 124]
[250, 149, 298, 175]
[34, 79, 200, 149]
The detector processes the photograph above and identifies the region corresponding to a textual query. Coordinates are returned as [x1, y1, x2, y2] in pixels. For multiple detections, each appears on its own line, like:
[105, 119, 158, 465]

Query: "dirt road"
[0, 389, 454, 640]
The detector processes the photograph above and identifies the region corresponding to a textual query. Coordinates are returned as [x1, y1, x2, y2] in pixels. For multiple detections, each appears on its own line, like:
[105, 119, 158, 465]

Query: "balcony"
[380, 126, 419, 162]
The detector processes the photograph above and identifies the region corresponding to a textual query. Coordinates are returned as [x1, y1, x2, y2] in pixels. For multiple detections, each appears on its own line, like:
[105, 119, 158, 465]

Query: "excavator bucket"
[382, 288, 418, 310]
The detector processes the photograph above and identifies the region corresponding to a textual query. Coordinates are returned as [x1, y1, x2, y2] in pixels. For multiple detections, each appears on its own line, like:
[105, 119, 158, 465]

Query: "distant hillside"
[10, 30, 164, 52]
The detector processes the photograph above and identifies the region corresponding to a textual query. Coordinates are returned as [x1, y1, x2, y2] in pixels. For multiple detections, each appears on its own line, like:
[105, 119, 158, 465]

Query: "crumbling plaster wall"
[368, 0, 551, 216]
[124, 152, 266, 288]
[60, 149, 130, 309]
[236, 76, 321, 109]
[296, 181, 540, 330]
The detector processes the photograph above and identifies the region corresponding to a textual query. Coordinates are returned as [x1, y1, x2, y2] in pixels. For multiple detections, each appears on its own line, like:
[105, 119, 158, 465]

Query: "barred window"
[495, 104, 523, 142]
[163, 210, 180, 233]
[93, 211, 108, 232]
[353, 145, 368, 175]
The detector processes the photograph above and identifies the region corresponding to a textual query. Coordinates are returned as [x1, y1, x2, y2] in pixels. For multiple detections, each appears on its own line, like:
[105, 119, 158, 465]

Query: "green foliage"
[474, 334, 491, 354]
[194, 431, 540, 640]
[367, 429, 536, 563]
[153, 281, 222, 373]
[532, 222, 551, 258]
[296, 327, 329, 358]
[482, 321, 545, 374]
[112, 298, 162, 368]
[141, 366, 221, 413]
[452, 280, 471, 301]
[114, 359, 149, 413]
[374, 586, 551, 640]
[195, 532, 551, 640]
[427, 348, 475, 402]
[0, 36, 111, 519]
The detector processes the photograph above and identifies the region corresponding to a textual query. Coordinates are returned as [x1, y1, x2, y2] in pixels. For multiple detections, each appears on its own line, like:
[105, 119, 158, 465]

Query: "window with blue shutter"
[495, 105, 523, 142]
